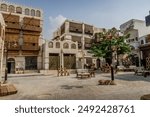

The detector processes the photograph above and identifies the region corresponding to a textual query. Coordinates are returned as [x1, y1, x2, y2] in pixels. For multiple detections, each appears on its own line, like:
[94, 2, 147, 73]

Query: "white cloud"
[49, 15, 66, 39]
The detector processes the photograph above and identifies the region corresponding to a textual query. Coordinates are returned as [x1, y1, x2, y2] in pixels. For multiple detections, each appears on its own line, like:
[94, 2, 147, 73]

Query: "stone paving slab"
[0, 72, 150, 100]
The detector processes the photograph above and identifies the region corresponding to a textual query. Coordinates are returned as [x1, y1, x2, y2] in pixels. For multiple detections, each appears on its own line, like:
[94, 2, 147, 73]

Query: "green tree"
[90, 27, 131, 81]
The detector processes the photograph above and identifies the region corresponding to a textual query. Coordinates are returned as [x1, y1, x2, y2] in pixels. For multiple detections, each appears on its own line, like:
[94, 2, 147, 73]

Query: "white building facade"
[43, 20, 104, 71]
[120, 19, 150, 66]
[0, 1, 43, 74]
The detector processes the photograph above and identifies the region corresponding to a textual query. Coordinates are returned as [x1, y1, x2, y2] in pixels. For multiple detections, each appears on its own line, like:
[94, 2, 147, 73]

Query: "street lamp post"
[0, 12, 6, 83]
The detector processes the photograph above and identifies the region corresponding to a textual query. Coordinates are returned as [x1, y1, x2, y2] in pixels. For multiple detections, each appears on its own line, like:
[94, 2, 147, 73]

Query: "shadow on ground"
[102, 72, 150, 82]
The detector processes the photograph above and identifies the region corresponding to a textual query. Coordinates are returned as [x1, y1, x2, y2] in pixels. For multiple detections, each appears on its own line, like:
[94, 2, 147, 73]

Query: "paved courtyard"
[1, 72, 150, 100]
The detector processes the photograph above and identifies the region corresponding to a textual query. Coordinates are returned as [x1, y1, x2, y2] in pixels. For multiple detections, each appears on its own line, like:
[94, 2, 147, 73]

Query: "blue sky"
[5, 0, 150, 39]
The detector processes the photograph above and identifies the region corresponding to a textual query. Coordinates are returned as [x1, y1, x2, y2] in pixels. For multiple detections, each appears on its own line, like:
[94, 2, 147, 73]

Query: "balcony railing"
[21, 45, 40, 51]
[7, 45, 20, 51]
[22, 25, 42, 32]
[6, 23, 20, 29]
[5, 29, 20, 33]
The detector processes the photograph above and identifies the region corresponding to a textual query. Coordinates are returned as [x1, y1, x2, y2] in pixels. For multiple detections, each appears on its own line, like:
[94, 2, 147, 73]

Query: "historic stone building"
[43, 19, 104, 71]
[0, 1, 43, 74]
[139, 13, 150, 69]
[0, 12, 5, 80]
[120, 19, 150, 67]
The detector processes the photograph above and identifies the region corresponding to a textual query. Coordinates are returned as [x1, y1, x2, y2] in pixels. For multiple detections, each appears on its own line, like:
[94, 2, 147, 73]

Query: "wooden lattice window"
[146, 57, 150, 70]
[69, 22, 82, 33]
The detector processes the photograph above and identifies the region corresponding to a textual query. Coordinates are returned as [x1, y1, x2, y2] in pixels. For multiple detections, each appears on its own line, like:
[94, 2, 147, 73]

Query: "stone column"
[44, 42, 49, 70]
[81, 23, 85, 69]
[65, 21, 69, 34]
[0, 38, 4, 82]
[61, 50, 64, 68]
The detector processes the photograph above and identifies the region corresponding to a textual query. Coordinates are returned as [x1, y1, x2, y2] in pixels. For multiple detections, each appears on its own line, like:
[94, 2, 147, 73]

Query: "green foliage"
[90, 27, 131, 60]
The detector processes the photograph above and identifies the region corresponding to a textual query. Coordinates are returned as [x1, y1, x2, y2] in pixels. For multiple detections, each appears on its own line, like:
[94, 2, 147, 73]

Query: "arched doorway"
[96, 59, 101, 69]
[7, 58, 15, 73]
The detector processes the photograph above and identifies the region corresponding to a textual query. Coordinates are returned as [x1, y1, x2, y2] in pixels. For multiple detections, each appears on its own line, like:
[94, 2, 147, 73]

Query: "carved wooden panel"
[85, 24, 93, 35]
[7, 50, 19, 55]
[22, 44, 39, 51]
[22, 25, 42, 32]
[6, 22, 20, 29]
[22, 51, 39, 55]
[5, 34, 19, 41]
[72, 36, 81, 42]
[69, 22, 82, 33]
[23, 17, 40, 26]
[5, 29, 20, 33]
[146, 57, 150, 70]
[2, 13, 19, 23]
[23, 35, 39, 43]
[23, 31, 40, 36]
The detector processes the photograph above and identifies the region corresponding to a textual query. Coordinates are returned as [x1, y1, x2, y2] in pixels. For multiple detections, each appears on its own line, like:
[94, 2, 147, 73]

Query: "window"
[71, 44, 76, 49]
[8, 5, 15, 13]
[1, 4, 7, 11]
[63, 43, 69, 49]
[56, 42, 60, 48]
[135, 37, 138, 41]
[141, 40, 144, 44]
[16, 7, 22, 14]
[25, 8, 29, 15]
[131, 38, 134, 42]
[48, 42, 53, 48]
[36, 10, 41, 17]
[128, 39, 130, 43]
[32, 43, 36, 46]
[31, 9, 35, 16]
